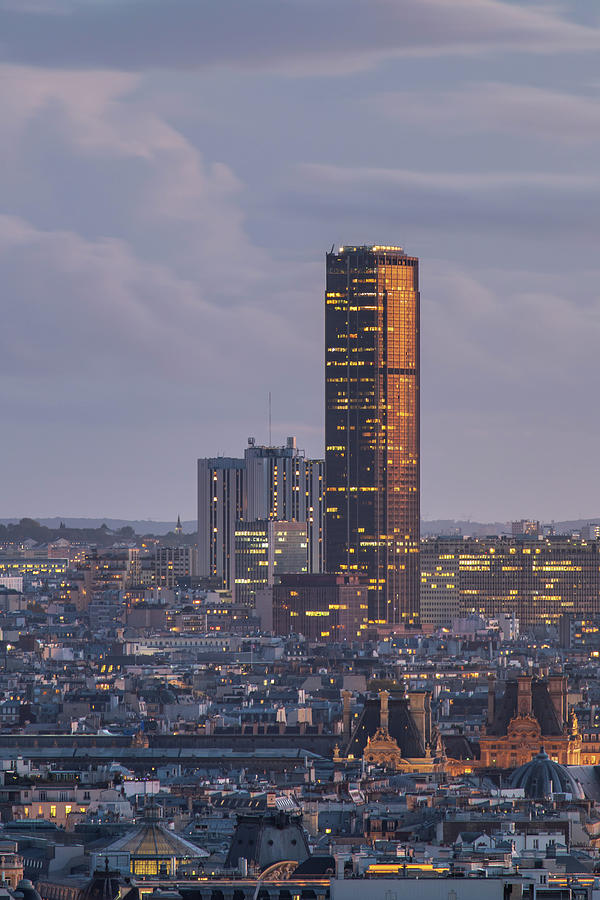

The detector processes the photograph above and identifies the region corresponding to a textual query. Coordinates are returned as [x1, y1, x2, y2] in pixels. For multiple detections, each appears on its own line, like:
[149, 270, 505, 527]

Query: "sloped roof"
[458, 831, 486, 843]
[564, 765, 600, 802]
[488, 680, 563, 736]
[443, 734, 480, 760]
[344, 695, 424, 758]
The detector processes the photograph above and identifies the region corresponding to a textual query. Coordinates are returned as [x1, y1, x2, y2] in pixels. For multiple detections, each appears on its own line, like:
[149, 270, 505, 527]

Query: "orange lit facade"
[334, 676, 600, 778]
[449, 674, 600, 774]
[0, 848, 23, 889]
[325, 246, 420, 624]
[479, 675, 581, 768]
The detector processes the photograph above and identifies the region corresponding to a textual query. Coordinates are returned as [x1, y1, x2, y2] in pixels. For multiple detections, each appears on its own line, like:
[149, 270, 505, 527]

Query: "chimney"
[548, 675, 567, 726]
[517, 676, 532, 716]
[379, 690, 390, 732]
[407, 691, 429, 752]
[488, 676, 496, 725]
[341, 690, 352, 740]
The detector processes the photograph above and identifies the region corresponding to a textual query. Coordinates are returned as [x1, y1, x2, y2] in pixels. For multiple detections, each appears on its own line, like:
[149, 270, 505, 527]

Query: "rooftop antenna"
[268, 391, 272, 445]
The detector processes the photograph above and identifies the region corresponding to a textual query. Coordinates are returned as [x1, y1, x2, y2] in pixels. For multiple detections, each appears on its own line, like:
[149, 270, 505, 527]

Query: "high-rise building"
[197, 457, 245, 590]
[233, 520, 308, 608]
[244, 437, 324, 574]
[197, 438, 324, 593]
[511, 519, 540, 537]
[325, 245, 420, 624]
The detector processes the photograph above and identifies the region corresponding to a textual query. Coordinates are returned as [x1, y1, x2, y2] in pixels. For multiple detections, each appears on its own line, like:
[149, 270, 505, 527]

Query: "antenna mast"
[268, 391, 272, 445]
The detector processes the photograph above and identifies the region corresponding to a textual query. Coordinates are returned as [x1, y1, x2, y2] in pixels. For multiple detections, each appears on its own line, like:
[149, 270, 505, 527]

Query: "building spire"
[175, 514, 182, 534]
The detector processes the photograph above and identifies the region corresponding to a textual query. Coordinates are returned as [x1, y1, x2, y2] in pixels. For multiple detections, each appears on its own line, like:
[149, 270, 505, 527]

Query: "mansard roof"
[487, 679, 563, 737]
[344, 694, 424, 759]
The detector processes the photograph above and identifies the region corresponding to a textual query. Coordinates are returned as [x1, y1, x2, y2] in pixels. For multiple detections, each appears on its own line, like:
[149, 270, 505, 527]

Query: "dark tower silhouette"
[325, 245, 420, 623]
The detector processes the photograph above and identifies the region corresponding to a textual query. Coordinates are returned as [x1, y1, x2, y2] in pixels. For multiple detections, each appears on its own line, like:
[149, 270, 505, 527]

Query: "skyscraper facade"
[420, 536, 600, 629]
[234, 520, 308, 608]
[325, 245, 420, 624]
[244, 437, 324, 575]
[197, 438, 324, 593]
[197, 457, 245, 590]
[272, 574, 368, 641]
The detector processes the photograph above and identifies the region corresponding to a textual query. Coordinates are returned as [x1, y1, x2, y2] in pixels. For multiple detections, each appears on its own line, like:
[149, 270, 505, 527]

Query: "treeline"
[0, 518, 135, 546]
[0, 518, 196, 548]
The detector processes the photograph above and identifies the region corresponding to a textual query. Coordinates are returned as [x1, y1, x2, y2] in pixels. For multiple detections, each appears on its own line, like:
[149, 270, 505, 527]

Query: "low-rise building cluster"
[3, 527, 600, 900]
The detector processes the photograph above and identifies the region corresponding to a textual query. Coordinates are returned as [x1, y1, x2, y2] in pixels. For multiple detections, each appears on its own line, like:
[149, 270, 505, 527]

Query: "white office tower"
[197, 457, 244, 590]
[197, 437, 324, 593]
[244, 437, 323, 575]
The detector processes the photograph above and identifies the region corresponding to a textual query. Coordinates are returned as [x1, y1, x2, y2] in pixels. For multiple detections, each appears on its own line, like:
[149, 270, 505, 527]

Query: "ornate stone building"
[479, 675, 580, 768]
[335, 675, 600, 777]
[340, 690, 443, 774]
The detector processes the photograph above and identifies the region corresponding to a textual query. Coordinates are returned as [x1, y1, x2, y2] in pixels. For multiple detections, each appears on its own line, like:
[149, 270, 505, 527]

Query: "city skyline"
[1, 1, 600, 522]
[4, 3, 600, 887]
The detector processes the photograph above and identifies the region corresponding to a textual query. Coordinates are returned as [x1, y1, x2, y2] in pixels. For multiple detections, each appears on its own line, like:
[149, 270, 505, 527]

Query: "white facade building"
[198, 438, 324, 594]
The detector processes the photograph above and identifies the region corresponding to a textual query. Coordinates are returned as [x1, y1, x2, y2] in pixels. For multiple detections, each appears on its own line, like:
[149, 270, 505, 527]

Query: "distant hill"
[2, 516, 598, 541]
[0, 517, 196, 536]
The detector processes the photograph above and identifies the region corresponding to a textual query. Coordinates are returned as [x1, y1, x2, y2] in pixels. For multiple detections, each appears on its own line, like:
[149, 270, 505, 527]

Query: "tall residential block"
[197, 457, 245, 590]
[325, 245, 420, 624]
[197, 438, 324, 593]
[511, 519, 541, 537]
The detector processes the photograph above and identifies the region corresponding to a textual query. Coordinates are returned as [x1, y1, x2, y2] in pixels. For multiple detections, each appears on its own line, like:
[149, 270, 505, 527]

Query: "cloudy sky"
[1, 0, 600, 523]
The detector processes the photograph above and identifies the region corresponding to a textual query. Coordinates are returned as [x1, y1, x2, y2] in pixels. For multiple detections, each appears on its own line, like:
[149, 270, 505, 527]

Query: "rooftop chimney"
[488, 675, 496, 725]
[548, 675, 567, 726]
[379, 690, 390, 732]
[341, 690, 352, 740]
[517, 676, 532, 716]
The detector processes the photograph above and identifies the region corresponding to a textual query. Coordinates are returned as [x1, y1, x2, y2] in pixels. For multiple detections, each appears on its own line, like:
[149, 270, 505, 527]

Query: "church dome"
[510, 748, 585, 800]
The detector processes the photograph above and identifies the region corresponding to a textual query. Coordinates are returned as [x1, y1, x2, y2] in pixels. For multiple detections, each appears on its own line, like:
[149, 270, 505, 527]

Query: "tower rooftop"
[337, 244, 405, 254]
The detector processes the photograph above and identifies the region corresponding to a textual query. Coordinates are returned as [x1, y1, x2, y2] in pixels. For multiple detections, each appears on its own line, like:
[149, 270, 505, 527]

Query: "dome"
[510, 748, 585, 800]
[103, 820, 209, 878]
